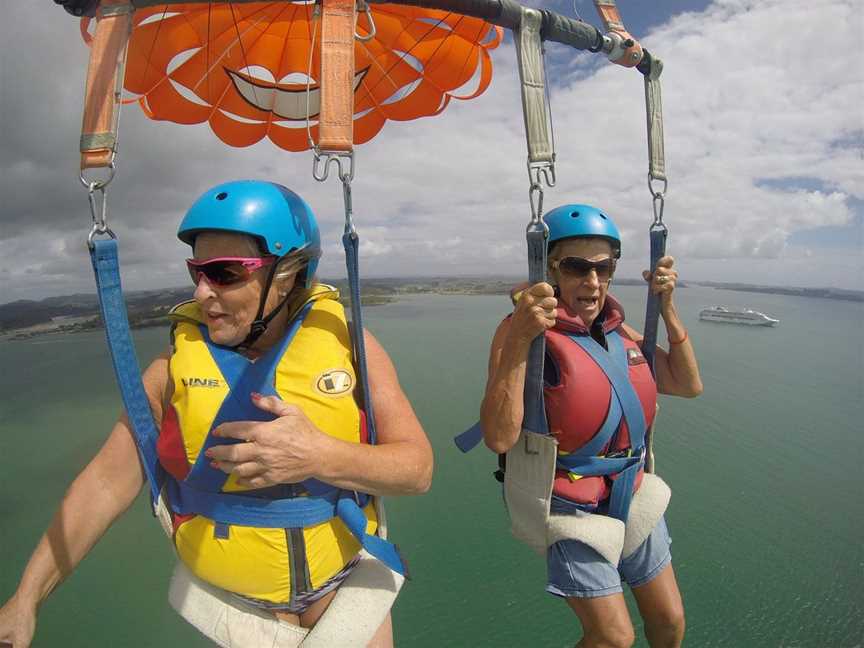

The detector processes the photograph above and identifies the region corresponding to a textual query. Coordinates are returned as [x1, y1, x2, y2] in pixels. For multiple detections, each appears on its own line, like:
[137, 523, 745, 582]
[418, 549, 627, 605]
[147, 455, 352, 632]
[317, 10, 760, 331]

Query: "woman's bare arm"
[314, 329, 433, 495]
[480, 283, 557, 454]
[0, 353, 168, 639]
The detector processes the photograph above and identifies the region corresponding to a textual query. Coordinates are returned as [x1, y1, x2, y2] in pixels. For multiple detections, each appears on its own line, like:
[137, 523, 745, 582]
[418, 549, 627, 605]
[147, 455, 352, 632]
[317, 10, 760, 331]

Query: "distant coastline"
[1, 277, 860, 341]
[691, 281, 862, 303]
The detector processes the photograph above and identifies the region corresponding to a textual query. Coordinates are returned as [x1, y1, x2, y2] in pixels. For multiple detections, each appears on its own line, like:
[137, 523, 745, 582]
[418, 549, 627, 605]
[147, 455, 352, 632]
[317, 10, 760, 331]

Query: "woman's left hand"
[206, 394, 333, 488]
[642, 255, 678, 308]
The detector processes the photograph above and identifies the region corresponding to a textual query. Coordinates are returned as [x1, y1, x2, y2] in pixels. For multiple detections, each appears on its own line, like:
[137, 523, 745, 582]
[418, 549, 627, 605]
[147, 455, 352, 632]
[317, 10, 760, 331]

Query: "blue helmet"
[178, 180, 321, 287]
[543, 204, 621, 259]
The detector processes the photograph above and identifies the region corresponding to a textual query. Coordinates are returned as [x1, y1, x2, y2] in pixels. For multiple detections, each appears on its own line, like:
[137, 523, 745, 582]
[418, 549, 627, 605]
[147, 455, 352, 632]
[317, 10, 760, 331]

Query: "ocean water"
[1, 286, 862, 647]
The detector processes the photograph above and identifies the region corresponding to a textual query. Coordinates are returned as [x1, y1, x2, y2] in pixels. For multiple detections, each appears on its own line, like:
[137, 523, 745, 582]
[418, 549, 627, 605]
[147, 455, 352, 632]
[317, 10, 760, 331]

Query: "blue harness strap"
[335, 494, 406, 575]
[183, 303, 312, 492]
[168, 480, 406, 575]
[522, 221, 550, 436]
[641, 225, 667, 474]
[89, 239, 164, 504]
[454, 421, 483, 453]
[641, 226, 667, 373]
[561, 331, 647, 522]
[343, 230, 377, 444]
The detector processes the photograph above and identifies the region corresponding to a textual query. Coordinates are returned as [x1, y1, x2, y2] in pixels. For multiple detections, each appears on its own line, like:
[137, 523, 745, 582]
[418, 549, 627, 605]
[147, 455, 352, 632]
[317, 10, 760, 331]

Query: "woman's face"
[191, 232, 295, 347]
[549, 237, 615, 329]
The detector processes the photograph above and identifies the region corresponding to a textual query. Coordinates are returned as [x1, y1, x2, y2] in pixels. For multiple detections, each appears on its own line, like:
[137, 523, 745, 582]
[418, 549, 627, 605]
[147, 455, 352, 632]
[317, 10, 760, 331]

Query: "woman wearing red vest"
[481, 204, 702, 648]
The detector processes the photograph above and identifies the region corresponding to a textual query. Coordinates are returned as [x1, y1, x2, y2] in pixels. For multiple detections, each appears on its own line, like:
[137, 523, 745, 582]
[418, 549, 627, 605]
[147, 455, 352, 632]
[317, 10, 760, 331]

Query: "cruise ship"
[699, 306, 779, 326]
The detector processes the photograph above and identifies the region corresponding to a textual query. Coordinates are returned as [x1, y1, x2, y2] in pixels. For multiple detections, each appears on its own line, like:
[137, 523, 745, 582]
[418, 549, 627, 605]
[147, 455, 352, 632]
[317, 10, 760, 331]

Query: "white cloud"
[1, 0, 861, 303]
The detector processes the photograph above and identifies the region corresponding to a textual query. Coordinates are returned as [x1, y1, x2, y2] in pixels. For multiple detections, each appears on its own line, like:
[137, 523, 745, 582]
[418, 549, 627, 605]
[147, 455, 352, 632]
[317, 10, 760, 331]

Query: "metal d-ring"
[79, 161, 116, 192]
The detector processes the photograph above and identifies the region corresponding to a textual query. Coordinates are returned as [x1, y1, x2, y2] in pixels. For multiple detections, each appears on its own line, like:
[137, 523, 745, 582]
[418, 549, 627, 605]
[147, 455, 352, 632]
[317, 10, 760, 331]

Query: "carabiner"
[354, 0, 376, 42]
[651, 192, 666, 228]
[86, 182, 116, 248]
[341, 175, 356, 237]
[528, 183, 545, 225]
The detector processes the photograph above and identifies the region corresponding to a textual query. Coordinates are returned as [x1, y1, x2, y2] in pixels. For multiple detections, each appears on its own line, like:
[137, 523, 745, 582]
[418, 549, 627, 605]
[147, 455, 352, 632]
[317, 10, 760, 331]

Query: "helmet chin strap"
[235, 261, 294, 351]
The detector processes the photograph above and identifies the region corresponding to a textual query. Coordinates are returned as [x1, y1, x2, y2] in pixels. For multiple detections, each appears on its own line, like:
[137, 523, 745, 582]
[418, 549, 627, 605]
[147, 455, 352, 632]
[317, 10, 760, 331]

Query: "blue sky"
[0, 0, 861, 302]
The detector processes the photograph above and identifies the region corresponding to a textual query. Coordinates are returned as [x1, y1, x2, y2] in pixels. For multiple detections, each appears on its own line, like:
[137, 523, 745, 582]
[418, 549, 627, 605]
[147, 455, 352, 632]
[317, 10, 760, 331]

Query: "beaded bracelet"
[668, 330, 688, 345]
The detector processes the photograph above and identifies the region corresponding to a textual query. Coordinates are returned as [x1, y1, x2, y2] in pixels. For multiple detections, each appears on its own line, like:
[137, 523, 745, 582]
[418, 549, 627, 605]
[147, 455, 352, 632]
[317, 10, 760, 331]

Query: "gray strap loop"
[515, 7, 555, 187]
[644, 55, 666, 187]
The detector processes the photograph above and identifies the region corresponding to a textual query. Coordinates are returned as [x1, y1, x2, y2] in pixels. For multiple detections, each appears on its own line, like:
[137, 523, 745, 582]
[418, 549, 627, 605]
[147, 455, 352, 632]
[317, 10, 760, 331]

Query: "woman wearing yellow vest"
[0, 181, 433, 648]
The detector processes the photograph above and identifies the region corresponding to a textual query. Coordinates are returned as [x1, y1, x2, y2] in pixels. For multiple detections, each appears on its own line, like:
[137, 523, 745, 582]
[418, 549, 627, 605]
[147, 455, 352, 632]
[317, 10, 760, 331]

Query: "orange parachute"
[97, 2, 501, 151]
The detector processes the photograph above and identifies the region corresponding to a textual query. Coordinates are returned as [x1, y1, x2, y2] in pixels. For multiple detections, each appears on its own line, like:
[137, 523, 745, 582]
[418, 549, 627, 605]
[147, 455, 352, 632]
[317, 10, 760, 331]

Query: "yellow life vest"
[159, 285, 378, 604]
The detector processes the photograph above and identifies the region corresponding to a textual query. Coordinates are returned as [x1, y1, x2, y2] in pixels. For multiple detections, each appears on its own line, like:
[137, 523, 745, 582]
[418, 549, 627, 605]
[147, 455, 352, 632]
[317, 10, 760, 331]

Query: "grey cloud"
[2, 0, 863, 304]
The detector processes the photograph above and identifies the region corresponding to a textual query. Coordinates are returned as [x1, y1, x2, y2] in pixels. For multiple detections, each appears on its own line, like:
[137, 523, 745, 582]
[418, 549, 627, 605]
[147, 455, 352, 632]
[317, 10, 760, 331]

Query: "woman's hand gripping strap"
[640, 51, 667, 474]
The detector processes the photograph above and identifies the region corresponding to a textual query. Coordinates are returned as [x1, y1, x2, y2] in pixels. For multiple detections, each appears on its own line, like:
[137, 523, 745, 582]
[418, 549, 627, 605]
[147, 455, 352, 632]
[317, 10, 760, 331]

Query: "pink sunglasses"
[186, 256, 276, 286]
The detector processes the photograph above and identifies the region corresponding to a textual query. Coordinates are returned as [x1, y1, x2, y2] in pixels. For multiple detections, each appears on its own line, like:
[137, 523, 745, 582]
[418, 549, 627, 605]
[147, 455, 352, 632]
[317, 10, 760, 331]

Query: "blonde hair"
[224, 232, 314, 301]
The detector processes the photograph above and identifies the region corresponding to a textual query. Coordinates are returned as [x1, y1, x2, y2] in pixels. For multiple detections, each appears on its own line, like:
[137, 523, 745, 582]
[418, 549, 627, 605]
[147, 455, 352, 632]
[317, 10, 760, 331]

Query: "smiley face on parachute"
[120, 2, 502, 151]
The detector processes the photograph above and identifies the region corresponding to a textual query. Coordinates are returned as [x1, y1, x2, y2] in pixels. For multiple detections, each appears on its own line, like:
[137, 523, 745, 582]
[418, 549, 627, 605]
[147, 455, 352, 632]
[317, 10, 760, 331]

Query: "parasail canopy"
[105, 2, 502, 152]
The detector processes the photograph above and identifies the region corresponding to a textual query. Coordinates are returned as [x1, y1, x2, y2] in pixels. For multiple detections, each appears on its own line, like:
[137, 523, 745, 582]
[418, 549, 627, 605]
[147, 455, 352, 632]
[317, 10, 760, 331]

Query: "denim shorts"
[546, 515, 672, 599]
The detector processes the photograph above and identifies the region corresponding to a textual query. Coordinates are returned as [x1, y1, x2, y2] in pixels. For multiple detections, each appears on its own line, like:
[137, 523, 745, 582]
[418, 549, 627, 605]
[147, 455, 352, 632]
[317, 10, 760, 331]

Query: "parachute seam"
[355, 10, 467, 120]
[139, 5, 170, 98]
[228, 1, 261, 109]
[263, 1, 302, 140]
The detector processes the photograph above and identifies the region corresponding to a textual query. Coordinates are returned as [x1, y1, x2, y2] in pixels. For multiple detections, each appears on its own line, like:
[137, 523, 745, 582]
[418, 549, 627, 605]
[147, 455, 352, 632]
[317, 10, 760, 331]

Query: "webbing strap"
[643, 55, 666, 184]
[183, 304, 313, 492]
[169, 480, 406, 574]
[556, 453, 638, 477]
[515, 8, 554, 170]
[641, 54, 667, 474]
[641, 53, 667, 373]
[642, 228, 667, 373]
[89, 239, 163, 504]
[454, 421, 482, 453]
[522, 222, 549, 436]
[569, 332, 646, 451]
[336, 495, 406, 575]
[318, 0, 356, 152]
[555, 332, 627, 468]
[565, 332, 646, 521]
[79, 0, 133, 170]
[344, 229, 378, 444]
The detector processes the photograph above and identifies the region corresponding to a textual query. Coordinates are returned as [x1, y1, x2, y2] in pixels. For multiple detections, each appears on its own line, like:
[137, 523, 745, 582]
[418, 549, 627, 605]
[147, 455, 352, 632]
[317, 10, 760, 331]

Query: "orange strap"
[593, 1, 643, 68]
[80, 0, 133, 170]
[318, 0, 356, 152]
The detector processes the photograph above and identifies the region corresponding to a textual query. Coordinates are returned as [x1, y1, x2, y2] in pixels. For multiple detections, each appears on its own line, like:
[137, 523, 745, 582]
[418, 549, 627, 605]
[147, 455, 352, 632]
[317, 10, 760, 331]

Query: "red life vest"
[544, 295, 657, 507]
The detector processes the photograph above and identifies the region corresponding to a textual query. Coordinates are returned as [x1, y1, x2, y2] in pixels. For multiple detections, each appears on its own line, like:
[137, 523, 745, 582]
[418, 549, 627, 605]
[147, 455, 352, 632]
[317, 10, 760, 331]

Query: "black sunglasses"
[553, 256, 616, 280]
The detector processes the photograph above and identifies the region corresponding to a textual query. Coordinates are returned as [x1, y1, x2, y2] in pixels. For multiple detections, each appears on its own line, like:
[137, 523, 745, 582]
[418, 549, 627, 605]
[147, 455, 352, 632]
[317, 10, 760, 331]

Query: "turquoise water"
[1, 286, 862, 647]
